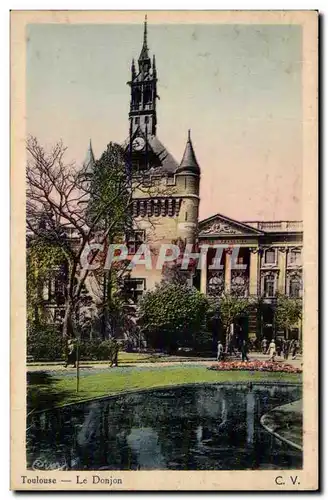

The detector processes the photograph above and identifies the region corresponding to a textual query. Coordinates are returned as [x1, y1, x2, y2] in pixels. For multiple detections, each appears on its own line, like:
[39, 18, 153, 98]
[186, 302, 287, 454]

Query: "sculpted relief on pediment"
[200, 221, 244, 236]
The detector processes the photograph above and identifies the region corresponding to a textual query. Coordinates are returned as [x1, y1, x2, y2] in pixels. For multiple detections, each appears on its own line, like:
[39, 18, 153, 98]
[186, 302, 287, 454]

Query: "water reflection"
[27, 384, 302, 471]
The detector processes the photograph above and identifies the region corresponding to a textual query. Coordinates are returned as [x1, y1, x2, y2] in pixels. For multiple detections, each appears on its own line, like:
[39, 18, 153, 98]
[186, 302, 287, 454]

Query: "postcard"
[11, 10, 318, 491]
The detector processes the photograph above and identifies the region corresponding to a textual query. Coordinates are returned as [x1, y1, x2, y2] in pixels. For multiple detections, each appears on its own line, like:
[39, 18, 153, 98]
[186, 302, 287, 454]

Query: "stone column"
[200, 246, 208, 294]
[224, 250, 232, 292]
[278, 247, 287, 293]
[249, 248, 259, 296]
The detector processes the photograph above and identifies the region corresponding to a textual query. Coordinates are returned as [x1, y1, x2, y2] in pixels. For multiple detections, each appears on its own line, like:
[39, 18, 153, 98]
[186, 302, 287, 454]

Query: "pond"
[27, 383, 302, 471]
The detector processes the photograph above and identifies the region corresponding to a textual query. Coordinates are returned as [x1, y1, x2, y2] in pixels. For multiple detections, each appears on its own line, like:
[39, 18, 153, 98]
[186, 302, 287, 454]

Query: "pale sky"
[26, 21, 302, 221]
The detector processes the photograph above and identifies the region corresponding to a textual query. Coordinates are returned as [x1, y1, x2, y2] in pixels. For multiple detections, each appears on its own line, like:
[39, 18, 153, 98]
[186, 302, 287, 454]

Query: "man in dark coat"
[241, 340, 249, 362]
[110, 338, 120, 367]
[65, 339, 76, 368]
[283, 339, 290, 360]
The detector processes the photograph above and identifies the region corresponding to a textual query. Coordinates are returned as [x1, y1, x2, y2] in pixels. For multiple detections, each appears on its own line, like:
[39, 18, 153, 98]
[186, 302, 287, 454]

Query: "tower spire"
[82, 139, 95, 175]
[143, 15, 148, 49]
[131, 58, 136, 79]
[138, 15, 150, 66]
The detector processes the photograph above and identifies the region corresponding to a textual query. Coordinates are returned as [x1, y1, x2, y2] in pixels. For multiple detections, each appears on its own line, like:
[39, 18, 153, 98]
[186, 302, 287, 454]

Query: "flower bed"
[208, 360, 302, 374]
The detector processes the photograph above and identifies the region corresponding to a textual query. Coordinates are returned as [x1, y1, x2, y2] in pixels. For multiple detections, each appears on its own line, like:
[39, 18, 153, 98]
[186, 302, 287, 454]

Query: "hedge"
[27, 326, 123, 362]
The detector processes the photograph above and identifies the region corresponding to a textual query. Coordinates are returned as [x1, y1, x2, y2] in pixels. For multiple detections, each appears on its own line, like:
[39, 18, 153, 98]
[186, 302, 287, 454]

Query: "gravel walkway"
[27, 353, 302, 379]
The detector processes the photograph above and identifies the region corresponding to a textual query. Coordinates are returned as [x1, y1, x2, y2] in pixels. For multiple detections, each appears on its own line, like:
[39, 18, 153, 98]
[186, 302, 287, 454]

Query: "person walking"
[276, 339, 282, 357]
[261, 337, 268, 354]
[283, 339, 290, 360]
[268, 339, 276, 362]
[241, 340, 249, 362]
[217, 340, 224, 361]
[110, 338, 120, 367]
[291, 339, 298, 360]
[65, 339, 76, 368]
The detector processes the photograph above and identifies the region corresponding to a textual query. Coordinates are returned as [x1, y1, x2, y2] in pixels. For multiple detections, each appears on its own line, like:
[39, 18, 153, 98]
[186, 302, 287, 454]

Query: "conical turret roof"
[176, 130, 200, 175]
[82, 139, 95, 175]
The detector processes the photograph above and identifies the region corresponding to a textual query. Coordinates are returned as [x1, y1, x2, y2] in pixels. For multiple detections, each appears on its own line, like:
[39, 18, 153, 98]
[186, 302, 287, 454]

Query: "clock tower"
[124, 16, 201, 292]
[127, 16, 158, 138]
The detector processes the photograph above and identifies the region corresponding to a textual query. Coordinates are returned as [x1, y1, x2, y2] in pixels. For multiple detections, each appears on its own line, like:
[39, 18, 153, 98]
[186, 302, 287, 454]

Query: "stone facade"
[197, 214, 303, 340]
[198, 214, 303, 299]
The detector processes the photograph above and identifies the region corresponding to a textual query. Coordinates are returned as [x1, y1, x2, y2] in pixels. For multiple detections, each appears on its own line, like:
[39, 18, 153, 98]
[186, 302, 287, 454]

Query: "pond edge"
[260, 400, 303, 452]
[28, 380, 302, 415]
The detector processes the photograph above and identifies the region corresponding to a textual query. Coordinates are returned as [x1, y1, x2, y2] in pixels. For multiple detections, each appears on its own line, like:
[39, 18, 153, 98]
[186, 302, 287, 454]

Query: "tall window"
[54, 276, 65, 304]
[126, 230, 144, 254]
[144, 85, 151, 104]
[264, 249, 276, 264]
[123, 278, 146, 304]
[289, 248, 301, 266]
[132, 88, 141, 108]
[42, 278, 51, 301]
[289, 278, 301, 298]
[264, 275, 275, 297]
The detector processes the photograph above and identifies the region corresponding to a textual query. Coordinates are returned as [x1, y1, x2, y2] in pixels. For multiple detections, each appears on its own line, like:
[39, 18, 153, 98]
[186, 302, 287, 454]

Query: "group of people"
[261, 337, 299, 361]
[217, 336, 300, 363]
[216, 339, 250, 362]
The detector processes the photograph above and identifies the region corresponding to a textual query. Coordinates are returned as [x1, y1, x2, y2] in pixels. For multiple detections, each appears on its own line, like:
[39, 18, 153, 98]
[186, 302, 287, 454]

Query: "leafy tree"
[86, 142, 131, 233]
[210, 293, 252, 350]
[138, 282, 209, 353]
[274, 293, 302, 337]
[26, 238, 67, 325]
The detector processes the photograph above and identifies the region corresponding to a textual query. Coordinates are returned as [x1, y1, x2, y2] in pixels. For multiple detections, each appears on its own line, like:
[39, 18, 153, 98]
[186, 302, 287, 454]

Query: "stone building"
[197, 215, 303, 340]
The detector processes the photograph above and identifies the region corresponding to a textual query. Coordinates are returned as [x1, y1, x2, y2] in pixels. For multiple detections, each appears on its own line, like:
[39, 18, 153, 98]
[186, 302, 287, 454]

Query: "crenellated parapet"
[132, 198, 182, 218]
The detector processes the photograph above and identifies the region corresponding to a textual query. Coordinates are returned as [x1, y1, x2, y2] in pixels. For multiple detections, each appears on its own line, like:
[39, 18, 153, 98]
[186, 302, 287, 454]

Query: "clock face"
[132, 137, 145, 151]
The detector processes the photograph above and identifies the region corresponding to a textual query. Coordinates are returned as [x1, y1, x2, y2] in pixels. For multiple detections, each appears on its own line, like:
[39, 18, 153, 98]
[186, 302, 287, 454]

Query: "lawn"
[27, 365, 302, 411]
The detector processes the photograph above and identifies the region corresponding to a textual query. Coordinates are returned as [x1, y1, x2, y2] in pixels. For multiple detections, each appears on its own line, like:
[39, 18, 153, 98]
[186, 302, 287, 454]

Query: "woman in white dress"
[268, 339, 276, 362]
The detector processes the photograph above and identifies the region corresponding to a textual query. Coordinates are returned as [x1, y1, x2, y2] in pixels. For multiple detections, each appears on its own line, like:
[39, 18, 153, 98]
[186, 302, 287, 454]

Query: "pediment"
[198, 213, 264, 237]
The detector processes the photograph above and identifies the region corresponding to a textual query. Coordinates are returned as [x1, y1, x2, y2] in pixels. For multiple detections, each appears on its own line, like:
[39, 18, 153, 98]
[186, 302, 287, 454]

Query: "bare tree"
[26, 136, 161, 338]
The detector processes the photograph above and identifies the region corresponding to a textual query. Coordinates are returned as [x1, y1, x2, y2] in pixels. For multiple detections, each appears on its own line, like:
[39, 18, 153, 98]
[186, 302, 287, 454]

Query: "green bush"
[27, 324, 123, 362]
[96, 340, 114, 361]
[27, 324, 64, 361]
[79, 340, 100, 361]
[138, 282, 209, 353]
